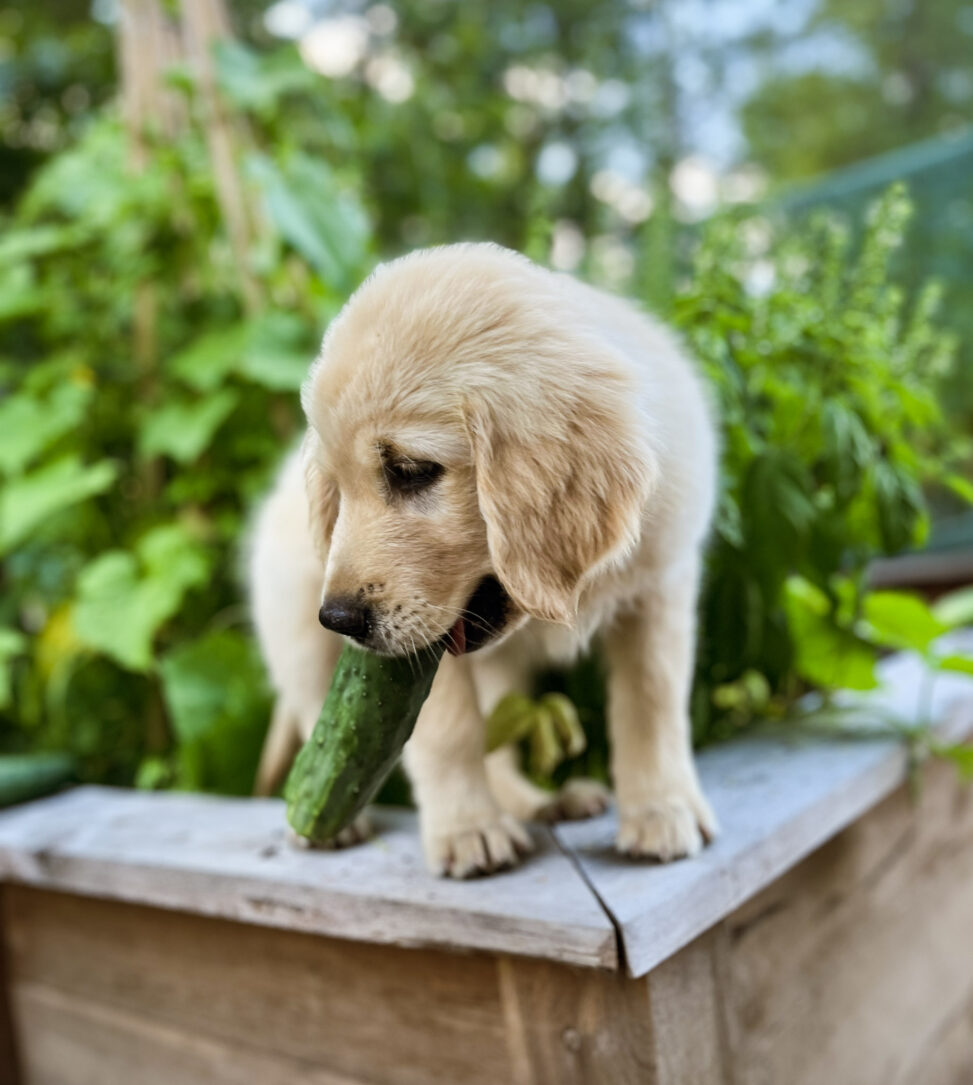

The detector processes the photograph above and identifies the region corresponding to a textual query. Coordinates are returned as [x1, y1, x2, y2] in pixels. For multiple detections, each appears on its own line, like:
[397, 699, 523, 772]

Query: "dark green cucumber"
[285, 642, 444, 842]
[0, 753, 75, 808]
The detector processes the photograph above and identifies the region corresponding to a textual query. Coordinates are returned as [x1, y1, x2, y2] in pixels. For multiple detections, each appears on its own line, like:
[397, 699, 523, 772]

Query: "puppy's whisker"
[414, 615, 446, 649]
[419, 600, 498, 640]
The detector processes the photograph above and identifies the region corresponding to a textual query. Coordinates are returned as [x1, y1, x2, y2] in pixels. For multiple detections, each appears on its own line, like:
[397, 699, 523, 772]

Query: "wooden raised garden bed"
[0, 643, 971, 1085]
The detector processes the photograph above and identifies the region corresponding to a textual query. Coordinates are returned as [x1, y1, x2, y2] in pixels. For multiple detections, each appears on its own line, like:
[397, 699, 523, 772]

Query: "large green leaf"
[168, 313, 312, 394]
[73, 553, 157, 671]
[168, 324, 250, 393]
[933, 743, 973, 782]
[785, 577, 878, 691]
[873, 461, 924, 554]
[249, 152, 369, 287]
[0, 455, 117, 555]
[0, 381, 93, 475]
[820, 401, 872, 500]
[933, 587, 973, 630]
[0, 265, 44, 323]
[137, 523, 210, 588]
[73, 524, 210, 672]
[743, 450, 816, 573]
[861, 590, 946, 654]
[159, 630, 269, 794]
[235, 312, 314, 391]
[138, 390, 240, 464]
[159, 630, 258, 745]
[214, 40, 317, 116]
[0, 628, 27, 709]
[938, 655, 973, 677]
[21, 117, 167, 230]
[944, 474, 973, 505]
[0, 224, 88, 266]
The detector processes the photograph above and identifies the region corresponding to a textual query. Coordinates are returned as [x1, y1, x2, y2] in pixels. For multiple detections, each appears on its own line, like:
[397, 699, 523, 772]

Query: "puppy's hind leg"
[254, 699, 302, 797]
[487, 747, 611, 823]
[473, 644, 611, 824]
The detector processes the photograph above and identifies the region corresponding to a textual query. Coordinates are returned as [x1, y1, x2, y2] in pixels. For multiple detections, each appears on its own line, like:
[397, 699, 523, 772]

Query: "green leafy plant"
[771, 582, 973, 780]
[673, 185, 971, 743]
[862, 586, 973, 779]
[0, 72, 372, 790]
[0, 28, 969, 804]
[807, 581, 971, 768]
[485, 692, 586, 777]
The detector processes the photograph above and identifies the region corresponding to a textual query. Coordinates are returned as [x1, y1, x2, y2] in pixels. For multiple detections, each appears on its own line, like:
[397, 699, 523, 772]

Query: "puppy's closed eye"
[383, 455, 444, 497]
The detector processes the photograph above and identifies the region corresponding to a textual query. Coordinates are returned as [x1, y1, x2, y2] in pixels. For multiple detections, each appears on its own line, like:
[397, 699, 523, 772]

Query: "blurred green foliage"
[0, 17, 969, 795]
[741, 0, 973, 182]
[768, 132, 973, 442]
[0, 50, 372, 790]
[739, 0, 973, 429]
[0, 3, 115, 207]
[677, 186, 969, 738]
[214, 3, 670, 262]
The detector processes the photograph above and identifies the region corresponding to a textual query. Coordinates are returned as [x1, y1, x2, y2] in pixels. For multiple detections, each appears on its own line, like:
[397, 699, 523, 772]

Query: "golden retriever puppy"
[250, 243, 718, 877]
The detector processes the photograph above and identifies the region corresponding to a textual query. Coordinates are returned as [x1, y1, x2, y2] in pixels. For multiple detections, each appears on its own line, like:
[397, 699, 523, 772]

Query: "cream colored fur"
[249, 243, 718, 878]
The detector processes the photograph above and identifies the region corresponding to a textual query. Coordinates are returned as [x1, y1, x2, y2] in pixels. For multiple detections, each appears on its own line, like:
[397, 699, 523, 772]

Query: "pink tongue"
[447, 616, 466, 656]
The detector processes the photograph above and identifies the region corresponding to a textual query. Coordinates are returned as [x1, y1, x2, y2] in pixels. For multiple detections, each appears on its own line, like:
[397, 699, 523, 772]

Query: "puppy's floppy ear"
[465, 380, 657, 626]
[301, 428, 339, 559]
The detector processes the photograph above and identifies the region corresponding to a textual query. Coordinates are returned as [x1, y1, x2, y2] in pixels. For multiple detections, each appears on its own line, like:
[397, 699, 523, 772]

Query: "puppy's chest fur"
[499, 557, 654, 666]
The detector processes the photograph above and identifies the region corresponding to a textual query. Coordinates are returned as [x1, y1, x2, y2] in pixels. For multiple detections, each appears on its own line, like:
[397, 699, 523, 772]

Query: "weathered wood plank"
[0, 796, 616, 970]
[0, 888, 21, 1085]
[3, 887, 512, 1085]
[902, 992, 973, 1085]
[3, 887, 655, 1085]
[497, 957, 653, 1084]
[12, 982, 360, 1085]
[717, 758, 973, 1085]
[644, 929, 728, 1085]
[555, 644, 973, 977]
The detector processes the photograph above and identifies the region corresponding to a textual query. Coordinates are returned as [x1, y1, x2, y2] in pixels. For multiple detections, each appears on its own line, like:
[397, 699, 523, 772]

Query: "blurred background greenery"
[0, 0, 971, 796]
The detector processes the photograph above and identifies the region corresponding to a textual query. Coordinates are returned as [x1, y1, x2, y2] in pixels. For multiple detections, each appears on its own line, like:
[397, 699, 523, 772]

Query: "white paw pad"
[427, 815, 533, 878]
[616, 797, 717, 862]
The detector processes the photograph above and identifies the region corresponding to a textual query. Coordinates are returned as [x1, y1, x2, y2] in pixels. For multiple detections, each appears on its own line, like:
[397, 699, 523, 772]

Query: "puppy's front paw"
[288, 811, 373, 851]
[616, 793, 717, 862]
[425, 814, 533, 879]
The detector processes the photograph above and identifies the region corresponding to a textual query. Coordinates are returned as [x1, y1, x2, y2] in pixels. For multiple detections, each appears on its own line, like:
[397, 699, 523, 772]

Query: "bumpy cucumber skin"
[0, 753, 75, 808]
[285, 642, 444, 842]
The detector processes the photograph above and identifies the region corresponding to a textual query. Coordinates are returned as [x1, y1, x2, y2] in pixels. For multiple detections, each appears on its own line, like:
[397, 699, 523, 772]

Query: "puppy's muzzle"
[318, 597, 372, 644]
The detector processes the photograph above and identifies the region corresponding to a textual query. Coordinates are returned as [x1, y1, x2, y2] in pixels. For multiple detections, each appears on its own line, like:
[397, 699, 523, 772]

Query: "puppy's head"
[301, 244, 656, 657]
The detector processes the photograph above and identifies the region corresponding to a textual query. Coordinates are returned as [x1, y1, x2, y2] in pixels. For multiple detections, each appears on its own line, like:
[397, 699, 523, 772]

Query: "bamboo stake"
[180, 0, 262, 313]
[117, 0, 181, 375]
[116, 0, 186, 756]
[117, 0, 185, 168]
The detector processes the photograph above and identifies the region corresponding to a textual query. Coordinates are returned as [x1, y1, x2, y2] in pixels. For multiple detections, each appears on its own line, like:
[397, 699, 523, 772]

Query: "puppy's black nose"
[318, 597, 372, 642]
